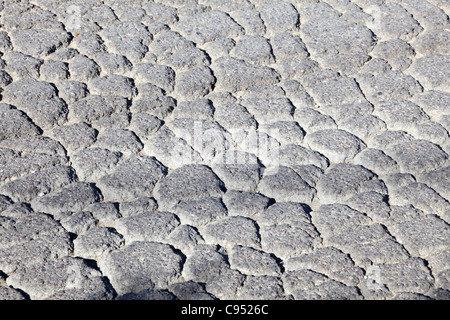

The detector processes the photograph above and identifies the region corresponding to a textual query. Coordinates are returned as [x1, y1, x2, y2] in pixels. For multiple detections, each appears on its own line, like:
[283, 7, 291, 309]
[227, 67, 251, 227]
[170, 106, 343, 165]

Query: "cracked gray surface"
[0, 0, 449, 300]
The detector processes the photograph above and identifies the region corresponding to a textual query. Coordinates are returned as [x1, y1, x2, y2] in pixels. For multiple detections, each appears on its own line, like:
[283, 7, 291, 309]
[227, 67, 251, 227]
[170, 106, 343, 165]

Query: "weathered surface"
[0, 0, 449, 301]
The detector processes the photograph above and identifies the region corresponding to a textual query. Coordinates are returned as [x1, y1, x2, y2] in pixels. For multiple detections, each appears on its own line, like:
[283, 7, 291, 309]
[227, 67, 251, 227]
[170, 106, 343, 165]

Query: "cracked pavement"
[0, 0, 449, 300]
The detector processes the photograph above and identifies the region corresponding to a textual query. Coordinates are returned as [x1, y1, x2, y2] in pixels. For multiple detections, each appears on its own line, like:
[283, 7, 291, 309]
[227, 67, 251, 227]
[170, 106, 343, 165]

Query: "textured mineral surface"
[0, 0, 449, 300]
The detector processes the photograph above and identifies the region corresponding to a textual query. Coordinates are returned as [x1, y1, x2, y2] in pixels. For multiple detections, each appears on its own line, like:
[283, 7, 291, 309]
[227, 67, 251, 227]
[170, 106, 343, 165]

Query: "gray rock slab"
[30, 182, 102, 215]
[0, 286, 28, 300]
[0, 213, 72, 274]
[223, 190, 271, 218]
[229, 245, 281, 276]
[260, 221, 321, 260]
[308, 76, 367, 106]
[385, 139, 448, 174]
[72, 32, 107, 57]
[289, 278, 362, 300]
[301, 17, 376, 56]
[6, 257, 112, 300]
[166, 224, 205, 253]
[389, 214, 450, 258]
[412, 90, 449, 120]
[154, 164, 225, 210]
[257, 166, 316, 203]
[3, 51, 42, 80]
[100, 22, 152, 62]
[202, 216, 261, 249]
[211, 150, 262, 192]
[237, 275, 286, 300]
[68, 55, 101, 82]
[168, 280, 206, 300]
[368, 2, 422, 41]
[0, 104, 41, 142]
[413, 30, 450, 56]
[99, 241, 184, 295]
[162, 47, 210, 72]
[131, 63, 176, 93]
[304, 129, 366, 163]
[277, 57, 319, 80]
[94, 52, 133, 75]
[9, 29, 71, 57]
[173, 65, 216, 99]
[131, 96, 176, 119]
[391, 182, 449, 216]
[257, 2, 299, 35]
[1, 79, 57, 105]
[202, 37, 236, 60]
[182, 244, 230, 283]
[316, 53, 371, 76]
[213, 103, 257, 130]
[49, 122, 98, 153]
[373, 99, 430, 132]
[271, 32, 309, 60]
[70, 147, 122, 182]
[205, 269, 246, 300]
[68, 94, 129, 123]
[353, 148, 399, 176]
[97, 155, 167, 202]
[148, 30, 195, 61]
[0, 135, 66, 158]
[259, 121, 305, 145]
[230, 8, 266, 36]
[310, 204, 372, 239]
[0, 165, 76, 203]
[117, 288, 177, 300]
[173, 10, 244, 45]
[230, 35, 275, 65]
[257, 202, 312, 227]
[115, 211, 180, 243]
[294, 107, 338, 132]
[39, 60, 69, 82]
[378, 258, 434, 294]
[94, 129, 143, 156]
[407, 54, 450, 91]
[118, 197, 158, 218]
[401, 0, 449, 29]
[142, 126, 202, 168]
[0, 195, 13, 213]
[172, 197, 228, 228]
[240, 97, 295, 124]
[0, 152, 67, 183]
[211, 56, 280, 92]
[358, 71, 423, 104]
[281, 269, 329, 294]
[285, 247, 364, 287]
[88, 74, 137, 99]
[55, 80, 89, 105]
[172, 99, 215, 121]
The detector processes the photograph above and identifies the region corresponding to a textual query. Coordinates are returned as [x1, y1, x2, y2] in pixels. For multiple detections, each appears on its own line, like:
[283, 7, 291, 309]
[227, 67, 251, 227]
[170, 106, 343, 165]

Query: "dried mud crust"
[0, 0, 449, 300]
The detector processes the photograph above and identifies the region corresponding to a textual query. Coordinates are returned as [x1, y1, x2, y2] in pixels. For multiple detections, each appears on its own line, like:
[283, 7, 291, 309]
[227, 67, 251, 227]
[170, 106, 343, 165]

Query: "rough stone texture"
[97, 155, 167, 202]
[99, 241, 184, 295]
[173, 10, 244, 45]
[182, 244, 230, 283]
[154, 165, 226, 210]
[115, 211, 180, 243]
[202, 216, 261, 249]
[258, 166, 316, 204]
[0, 0, 449, 300]
[304, 129, 366, 163]
[30, 182, 102, 215]
[211, 56, 280, 92]
[316, 164, 379, 204]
